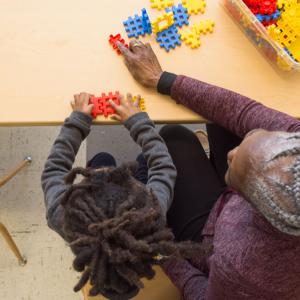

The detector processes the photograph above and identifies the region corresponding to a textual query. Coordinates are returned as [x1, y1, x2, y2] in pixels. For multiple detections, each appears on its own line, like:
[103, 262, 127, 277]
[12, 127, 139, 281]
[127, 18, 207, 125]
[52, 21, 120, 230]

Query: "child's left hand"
[109, 93, 142, 123]
[71, 93, 94, 116]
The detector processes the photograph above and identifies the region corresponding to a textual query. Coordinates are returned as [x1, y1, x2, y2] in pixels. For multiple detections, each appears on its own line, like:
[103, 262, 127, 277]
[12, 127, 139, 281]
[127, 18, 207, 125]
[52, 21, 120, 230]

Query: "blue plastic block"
[156, 25, 181, 52]
[256, 9, 281, 22]
[123, 14, 145, 38]
[166, 4, 189, 28]
[142, 8, 152, 34]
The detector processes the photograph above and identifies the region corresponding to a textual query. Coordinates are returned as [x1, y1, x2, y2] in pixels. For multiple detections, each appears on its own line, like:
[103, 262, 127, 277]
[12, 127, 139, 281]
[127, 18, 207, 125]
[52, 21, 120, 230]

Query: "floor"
[0, 123, 201, 300]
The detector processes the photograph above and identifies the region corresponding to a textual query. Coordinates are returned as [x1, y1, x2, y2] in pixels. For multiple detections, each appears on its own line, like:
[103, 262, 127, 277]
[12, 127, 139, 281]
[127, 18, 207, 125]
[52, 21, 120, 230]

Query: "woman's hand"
[117, 40, 163, 89]
[71, 93, 94, 116]
[110, 93, 142, 123]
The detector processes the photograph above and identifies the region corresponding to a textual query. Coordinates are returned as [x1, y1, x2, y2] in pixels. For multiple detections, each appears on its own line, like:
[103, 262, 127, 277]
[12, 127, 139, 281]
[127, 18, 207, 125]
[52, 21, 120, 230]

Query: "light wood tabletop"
[1, 0, 299, 126]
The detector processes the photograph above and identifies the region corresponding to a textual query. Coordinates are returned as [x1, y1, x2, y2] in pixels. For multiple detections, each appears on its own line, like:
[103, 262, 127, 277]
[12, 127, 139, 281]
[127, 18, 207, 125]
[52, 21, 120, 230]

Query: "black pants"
[159, 124, 242, 242]
[88, 124, 242, 243]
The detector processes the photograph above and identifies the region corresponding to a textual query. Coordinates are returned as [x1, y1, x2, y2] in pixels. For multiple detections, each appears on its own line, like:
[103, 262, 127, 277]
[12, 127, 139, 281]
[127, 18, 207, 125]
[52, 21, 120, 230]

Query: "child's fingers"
[109, 99, 122, 114]
[126, 93, 133, 105]
[87, 103, 94, 113]
[74, 94, 79, 103]
[111, 114, 122, 122]
[133, 95, 141, 107]
[70, 99, 75, 109]
[118, 94, 127, 107]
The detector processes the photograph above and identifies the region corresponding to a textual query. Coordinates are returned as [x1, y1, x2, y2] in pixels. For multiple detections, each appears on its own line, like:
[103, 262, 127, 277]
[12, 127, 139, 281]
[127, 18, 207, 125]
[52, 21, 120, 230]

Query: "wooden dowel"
[0, 223, 27, 265]
[0, 156, 32, 188]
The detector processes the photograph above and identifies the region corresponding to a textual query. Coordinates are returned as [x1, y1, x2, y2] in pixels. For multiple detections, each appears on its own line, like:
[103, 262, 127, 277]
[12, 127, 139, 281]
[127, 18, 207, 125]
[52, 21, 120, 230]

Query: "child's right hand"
[71, 93, 94, 116]
[110, 93, 142, 123]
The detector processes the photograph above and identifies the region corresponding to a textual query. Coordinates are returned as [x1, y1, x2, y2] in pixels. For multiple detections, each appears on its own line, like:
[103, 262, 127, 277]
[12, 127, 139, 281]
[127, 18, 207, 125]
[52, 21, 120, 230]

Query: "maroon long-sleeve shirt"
[160, 74, 300, 300]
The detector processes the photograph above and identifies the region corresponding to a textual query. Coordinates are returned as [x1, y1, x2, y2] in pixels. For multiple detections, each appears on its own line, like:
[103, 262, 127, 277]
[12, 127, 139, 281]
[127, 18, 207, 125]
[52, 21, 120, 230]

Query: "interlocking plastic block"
[268, 21, 297, 47]
[151, 11, 175, 34]
[180, 27, 201, 49]
[281, 2, 300, 32]
[288, 38, 300, 61]
[182, 0, 206, 15]
[133, 96, 146, 111]
[192, 20, 215, 34]
[243, 0, 276, 15]
[166, 4, 190, 28]
[256, 9, 281, 23]
[142, 8, 152, 34]
[156, 25, 181, 51]
[109, 34, 128, 55]
[90, 92, 120, 119]
[150, 0, 174, 10]
[123, 14, 145, 38]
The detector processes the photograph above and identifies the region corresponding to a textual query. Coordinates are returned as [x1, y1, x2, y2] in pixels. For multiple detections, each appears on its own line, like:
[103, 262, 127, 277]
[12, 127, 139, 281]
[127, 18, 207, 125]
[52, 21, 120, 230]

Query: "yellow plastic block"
[150, 0, 174, 10]
[180, 28, 201, 49]
[192, 20, 215, 35]
[133, 96, 146, 112]
[182, 0, 206, 15]
[281, 2, 300, 32]
[267, 21, 298, 48]
[288, 38, 300, 61]
[151, 12, 174, 34]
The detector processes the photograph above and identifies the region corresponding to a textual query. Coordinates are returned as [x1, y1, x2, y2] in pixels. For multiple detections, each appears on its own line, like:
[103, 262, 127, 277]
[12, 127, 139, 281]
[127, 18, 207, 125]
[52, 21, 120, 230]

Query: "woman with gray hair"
[117, 40, 300, 300]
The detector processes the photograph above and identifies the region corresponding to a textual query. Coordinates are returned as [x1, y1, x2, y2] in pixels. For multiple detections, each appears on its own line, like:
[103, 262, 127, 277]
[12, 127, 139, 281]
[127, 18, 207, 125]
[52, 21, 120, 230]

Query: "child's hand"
[71, 93, 94, 116]
[110, 93, 142, 123]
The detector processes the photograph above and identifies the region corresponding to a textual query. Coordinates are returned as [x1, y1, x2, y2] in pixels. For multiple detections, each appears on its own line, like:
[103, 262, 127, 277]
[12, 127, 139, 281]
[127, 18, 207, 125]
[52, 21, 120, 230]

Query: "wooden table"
[1, 0, 300, 126]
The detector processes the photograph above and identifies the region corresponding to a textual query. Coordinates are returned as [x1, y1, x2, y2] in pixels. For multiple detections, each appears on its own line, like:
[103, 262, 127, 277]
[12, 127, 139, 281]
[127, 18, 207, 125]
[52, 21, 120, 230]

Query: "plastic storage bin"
[222, 0, 300, 72]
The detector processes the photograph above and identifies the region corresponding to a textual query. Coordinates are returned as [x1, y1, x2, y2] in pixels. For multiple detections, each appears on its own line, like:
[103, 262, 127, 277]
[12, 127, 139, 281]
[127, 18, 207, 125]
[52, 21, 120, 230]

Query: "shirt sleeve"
[162, 258, 208, 300]
[41, 111, 92, 238]
[158, 72, 300, 138]
[124, 112, 177, 216]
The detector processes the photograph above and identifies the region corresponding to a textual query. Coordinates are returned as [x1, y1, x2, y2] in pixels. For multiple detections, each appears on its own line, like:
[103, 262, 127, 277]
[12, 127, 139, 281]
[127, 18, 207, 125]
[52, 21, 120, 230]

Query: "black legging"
[159, 124, 242, 242]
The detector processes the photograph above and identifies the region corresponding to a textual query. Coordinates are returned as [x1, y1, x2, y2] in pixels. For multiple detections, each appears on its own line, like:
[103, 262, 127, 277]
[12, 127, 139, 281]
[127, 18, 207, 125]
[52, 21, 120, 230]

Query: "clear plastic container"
[221, 0, 300, 72]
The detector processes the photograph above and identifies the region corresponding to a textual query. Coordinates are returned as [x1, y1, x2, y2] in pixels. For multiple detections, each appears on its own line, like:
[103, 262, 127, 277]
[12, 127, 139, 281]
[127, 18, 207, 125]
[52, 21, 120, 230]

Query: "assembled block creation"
[90, 92, 121, 119]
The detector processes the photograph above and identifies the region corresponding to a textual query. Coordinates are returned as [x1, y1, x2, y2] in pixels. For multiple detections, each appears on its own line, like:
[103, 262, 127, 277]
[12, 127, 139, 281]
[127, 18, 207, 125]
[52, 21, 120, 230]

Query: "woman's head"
[226, 129, 300, 235]
[61, 163, 208, 299]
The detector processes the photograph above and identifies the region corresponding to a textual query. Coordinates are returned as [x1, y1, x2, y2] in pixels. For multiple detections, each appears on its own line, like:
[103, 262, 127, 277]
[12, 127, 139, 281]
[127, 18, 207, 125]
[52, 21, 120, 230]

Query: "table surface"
[1, 0, 300, 126]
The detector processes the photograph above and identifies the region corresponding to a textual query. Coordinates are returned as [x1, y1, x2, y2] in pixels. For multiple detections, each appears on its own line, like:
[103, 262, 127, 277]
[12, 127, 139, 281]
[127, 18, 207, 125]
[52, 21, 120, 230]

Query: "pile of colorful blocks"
[243, 0, 299, 62]
[120, 0, 215, 52]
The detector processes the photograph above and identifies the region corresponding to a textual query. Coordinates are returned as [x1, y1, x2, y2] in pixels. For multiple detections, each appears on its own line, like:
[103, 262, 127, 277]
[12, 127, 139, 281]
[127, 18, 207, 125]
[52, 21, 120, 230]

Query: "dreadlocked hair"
[61, 163, 210, 298]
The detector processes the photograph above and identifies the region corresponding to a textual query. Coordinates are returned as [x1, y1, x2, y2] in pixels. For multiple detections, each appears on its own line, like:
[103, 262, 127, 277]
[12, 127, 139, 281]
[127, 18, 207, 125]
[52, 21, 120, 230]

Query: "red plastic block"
[90, 91, 120, 119]
[243, 0, 276, 15]
[109, 34, 129, 55]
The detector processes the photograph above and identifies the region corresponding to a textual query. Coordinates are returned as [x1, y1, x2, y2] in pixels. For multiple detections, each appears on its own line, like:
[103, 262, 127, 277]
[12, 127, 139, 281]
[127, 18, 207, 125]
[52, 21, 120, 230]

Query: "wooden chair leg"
[0, 222, 27, 266]
[0, 156, 32, 188]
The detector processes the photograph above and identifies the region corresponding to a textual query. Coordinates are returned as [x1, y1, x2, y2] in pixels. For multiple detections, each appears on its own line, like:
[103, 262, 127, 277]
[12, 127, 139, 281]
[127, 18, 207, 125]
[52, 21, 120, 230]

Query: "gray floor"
[87, 124, 203, 163]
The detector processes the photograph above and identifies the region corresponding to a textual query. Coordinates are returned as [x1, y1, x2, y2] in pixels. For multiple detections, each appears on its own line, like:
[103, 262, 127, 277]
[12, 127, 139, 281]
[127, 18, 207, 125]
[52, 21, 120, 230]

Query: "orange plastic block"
[90, 92, 120, 119]
[109, 34, 128, 55]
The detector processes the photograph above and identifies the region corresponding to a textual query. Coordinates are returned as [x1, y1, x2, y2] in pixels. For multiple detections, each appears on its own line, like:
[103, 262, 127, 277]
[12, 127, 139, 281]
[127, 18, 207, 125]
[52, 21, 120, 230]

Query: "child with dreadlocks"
[41, 93, 207, 299]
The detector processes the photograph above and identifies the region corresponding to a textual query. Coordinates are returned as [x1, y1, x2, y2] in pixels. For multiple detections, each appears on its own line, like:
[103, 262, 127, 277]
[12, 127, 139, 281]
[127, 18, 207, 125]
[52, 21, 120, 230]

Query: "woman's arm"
[159, 73, 300, 138]
[117, 41, 300, 138]
[163, 258, 207, 300]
